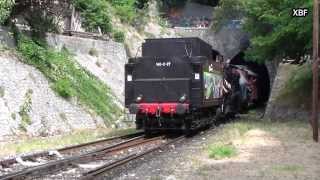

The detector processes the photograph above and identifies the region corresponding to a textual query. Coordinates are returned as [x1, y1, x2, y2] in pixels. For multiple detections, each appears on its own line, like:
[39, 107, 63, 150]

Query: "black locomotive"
[125, 38, 227, 133]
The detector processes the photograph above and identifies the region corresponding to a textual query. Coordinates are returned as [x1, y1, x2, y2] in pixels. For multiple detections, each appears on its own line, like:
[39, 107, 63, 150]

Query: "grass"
[208, 144, 237, 159]
[0, 128, 137, 157]
[271, 164, 304, 173]
[16, 34, 121, 125]
[206, 116, 311, 159]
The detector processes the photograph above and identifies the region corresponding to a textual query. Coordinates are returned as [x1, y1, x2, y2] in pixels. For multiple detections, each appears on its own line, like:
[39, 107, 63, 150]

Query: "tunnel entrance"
[230, 52, 271, 105]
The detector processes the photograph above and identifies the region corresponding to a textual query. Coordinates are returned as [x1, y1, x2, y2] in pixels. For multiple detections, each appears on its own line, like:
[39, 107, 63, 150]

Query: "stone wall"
[46, 34, 127, 106]
[0, 52, 105, 140]
[265, 63, 310, 120]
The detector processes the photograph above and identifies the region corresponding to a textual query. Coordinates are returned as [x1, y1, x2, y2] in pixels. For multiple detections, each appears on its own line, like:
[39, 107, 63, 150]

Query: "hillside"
[0, 1, 180, 140]
[0, 50, 106, 139]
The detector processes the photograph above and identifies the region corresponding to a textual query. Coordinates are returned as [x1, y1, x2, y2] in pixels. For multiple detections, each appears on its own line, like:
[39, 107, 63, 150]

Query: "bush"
[112, 30, 125, 42]
[109, 0, 138, 23]
[52, 79, 75, 99]
[73, 0, 113, 34]
[0, 0, 14, 24]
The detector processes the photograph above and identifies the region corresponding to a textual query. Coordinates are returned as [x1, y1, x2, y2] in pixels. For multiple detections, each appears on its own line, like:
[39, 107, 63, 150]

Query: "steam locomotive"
[124, 38, 257, 134]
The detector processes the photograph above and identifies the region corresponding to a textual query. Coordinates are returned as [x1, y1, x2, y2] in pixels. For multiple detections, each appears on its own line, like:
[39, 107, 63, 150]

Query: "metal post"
[312, 0, 319, 142]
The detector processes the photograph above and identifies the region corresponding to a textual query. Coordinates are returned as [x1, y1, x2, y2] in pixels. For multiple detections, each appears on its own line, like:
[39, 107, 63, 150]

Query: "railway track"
[0, 132, 143, 176]
[0, 133, 184, 180]
[82, 136, 185, 180]
[0, 132, 144, 168]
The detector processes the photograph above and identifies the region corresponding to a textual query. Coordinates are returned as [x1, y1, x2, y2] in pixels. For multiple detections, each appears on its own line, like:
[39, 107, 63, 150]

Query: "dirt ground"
[115, 114, 320, 180]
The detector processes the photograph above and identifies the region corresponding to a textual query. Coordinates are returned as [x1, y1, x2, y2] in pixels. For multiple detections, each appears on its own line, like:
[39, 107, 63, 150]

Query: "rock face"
[0, 52, 105, 140]
[46, 34, 127, 106]
[265, 63, 310, 120]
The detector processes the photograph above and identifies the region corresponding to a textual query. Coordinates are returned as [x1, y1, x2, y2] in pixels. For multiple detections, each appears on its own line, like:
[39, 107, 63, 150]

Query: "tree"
[73, 0, 113, 33]
[0, 0, 15, 24]
[213, 0, 312, 63]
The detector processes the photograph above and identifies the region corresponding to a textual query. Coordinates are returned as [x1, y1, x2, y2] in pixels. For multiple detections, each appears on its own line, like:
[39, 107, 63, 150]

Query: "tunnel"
[230, 52, 271, 105]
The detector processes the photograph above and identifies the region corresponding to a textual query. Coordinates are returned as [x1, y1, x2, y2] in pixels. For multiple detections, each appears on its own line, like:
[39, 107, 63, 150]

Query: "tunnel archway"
[230, 52, 271, 105]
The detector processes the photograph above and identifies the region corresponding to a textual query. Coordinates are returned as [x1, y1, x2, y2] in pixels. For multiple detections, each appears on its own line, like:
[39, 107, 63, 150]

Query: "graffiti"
[204, 72, 223, 99]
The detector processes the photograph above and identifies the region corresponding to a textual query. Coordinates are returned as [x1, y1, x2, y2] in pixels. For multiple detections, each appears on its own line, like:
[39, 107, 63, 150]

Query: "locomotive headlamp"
[179, 94, 187, 103]
[136, 95, 143, 103]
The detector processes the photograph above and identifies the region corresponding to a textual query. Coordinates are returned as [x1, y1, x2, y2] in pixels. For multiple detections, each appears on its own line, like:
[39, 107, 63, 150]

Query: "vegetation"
[0, 0, 15, 24]
[18, 89, 33, 131]
[73, 0, 113, 34]
[0, 128, 137, 156]
[109, 0, 137, 23]
[112, 30, 125, 42]
[205, 115, 312, 160]
[271, 164, 305, 172]
[15, 33, 120, 124]
[51, 79, 75, 99]
[208, 144, 237, 159]
[213, 0, 312, 63]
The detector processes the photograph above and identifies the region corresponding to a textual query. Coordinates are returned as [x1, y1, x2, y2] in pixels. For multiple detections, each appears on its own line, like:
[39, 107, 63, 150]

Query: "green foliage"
[208, 144, 237, 159]
[73, 0, 113, 34]
[52, 79, 75, 99]
[0, 0, 14, 24]
[213, 0, 312, 63]
[16, 33, 120, 124]
[109, 0, 138, 23]
[19, 89, 33, 131]
[112, 30, 125, 42]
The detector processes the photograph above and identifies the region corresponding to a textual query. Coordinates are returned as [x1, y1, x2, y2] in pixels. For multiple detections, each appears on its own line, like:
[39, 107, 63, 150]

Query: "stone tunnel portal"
[230, 52, 271, 105]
